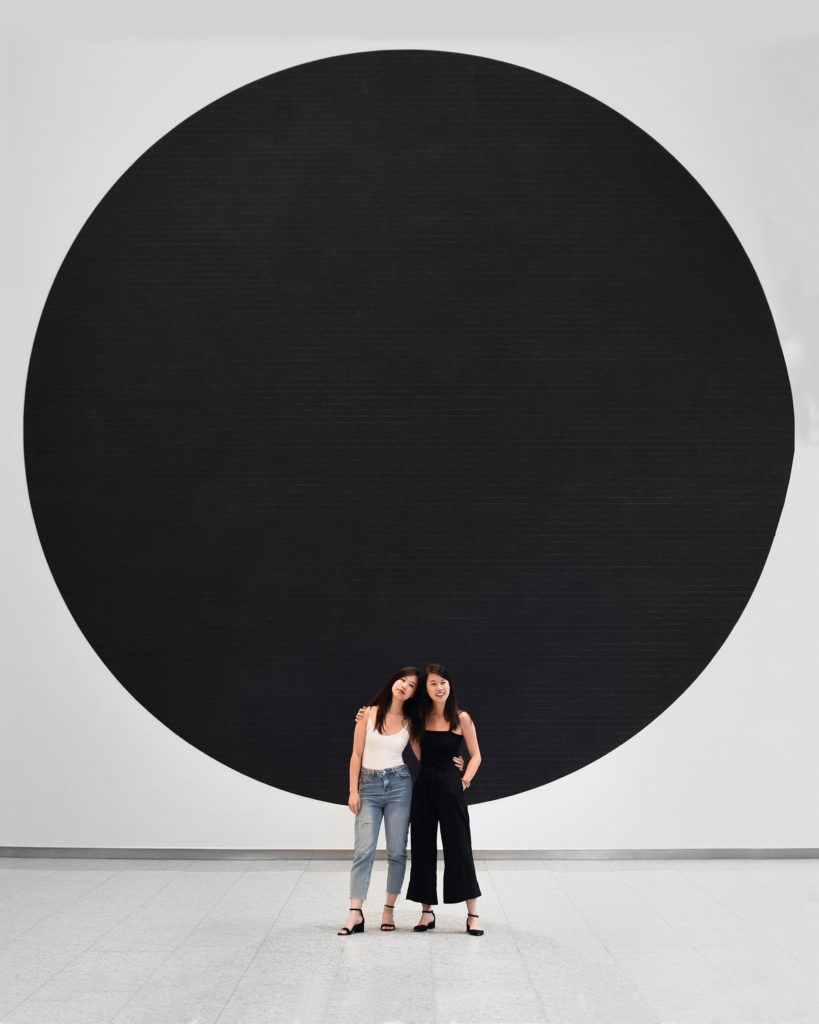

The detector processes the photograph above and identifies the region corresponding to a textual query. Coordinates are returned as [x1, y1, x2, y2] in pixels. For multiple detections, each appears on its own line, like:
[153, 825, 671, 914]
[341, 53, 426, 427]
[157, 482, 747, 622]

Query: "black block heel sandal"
[413, 909, 436, 932]
[337, 908, 364, 935]
[381, 903, 397, 931]
[466, 913, 484, 936]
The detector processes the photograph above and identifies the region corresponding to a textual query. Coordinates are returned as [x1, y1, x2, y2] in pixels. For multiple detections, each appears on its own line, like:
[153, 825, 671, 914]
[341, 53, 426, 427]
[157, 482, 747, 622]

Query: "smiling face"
[392, 674, 418, 702]
[426, 672, 450, 704]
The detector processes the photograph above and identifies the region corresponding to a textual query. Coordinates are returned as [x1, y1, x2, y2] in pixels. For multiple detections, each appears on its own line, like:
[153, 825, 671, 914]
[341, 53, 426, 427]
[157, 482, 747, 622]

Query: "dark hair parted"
[415, 662, 462, 736]
[369, 666, 420, 734]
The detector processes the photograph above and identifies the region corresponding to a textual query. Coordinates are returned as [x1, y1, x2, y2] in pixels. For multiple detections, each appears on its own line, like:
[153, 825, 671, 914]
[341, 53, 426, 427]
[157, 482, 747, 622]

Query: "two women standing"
[338, 663, 484, 936]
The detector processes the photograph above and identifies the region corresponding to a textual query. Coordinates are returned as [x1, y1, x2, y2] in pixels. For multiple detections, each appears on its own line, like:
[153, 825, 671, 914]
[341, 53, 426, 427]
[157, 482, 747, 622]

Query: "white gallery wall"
[2, 1, 817, 850]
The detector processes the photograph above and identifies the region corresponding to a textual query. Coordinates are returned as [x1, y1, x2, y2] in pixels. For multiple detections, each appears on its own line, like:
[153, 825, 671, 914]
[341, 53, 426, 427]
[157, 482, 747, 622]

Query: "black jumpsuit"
[406, 729, 481, 905]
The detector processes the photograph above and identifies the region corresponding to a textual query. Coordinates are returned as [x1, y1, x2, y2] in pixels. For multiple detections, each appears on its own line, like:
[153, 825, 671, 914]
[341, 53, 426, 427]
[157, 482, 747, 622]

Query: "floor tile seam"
[716, 915, 819, 979]
[551, 867, 685, 935]
[0, 869, 113, 916]
[692, 870, 819, 924]
[547, 866, 660, 1022]
[212, 863, 307, 1024]
[98, 864, 251, 940]
[483, 864, 552, 1023]
[619, 866, 721, 946]
[745, 870, 819, 914]
[609, 953, 777, 1024]
[106, 865, 255, 1022]
[493, 867, 607, 925]
[428, 927, 438, 1024]
[668, 864, 819, 949]
[0, 867, 121, 952]
[79, 868, 200, 949]
[678, 868, 819, 977]
[0, 870, 58, 913]
[688, 943, 786, 1024]
[318, 923, 353, 1024]
[676, 868, 807, 910]
[618, 868, 778, 1022]
[545, 870, 621, 964]
[0, 869, 185, 1020]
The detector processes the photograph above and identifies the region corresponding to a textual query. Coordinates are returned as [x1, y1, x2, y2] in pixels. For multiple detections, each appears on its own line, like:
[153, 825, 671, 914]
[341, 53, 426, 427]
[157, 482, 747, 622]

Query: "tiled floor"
[0, 857, 816, 1023]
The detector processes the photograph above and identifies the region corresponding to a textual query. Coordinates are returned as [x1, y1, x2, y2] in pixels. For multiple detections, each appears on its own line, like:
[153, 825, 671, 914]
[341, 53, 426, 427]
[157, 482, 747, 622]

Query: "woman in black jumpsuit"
[406, 663, 484, 935]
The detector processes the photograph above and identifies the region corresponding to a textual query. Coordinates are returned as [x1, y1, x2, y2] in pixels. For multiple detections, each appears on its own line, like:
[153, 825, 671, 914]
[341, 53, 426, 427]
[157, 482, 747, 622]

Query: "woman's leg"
[439, 772, 482, 906]
[340, 778, 384, 933]
[381, 768, 413, 928]
[406, 775, 439, 911]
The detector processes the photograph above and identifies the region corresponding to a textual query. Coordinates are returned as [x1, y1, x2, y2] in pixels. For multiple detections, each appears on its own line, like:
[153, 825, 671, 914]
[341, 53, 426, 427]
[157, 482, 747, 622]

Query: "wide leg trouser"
[406, 766, 481, 905]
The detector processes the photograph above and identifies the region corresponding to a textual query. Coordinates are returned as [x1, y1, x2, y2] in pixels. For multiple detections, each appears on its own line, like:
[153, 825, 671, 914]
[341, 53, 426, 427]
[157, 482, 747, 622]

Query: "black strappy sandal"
[381, 903, 397, 931]
[337, 907, 364, 935]
[466, 913, 484, 936]
[413, 909, 436, 932]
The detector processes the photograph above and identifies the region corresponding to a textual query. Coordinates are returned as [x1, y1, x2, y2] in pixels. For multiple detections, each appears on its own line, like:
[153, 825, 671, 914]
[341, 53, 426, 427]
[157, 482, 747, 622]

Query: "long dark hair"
[414, 662, 462, 737]
[369, 666, 420, 734]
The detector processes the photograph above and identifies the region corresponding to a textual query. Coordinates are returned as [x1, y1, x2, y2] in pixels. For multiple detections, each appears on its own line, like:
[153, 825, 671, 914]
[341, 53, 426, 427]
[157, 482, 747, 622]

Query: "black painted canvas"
[24, 50, 793, 803]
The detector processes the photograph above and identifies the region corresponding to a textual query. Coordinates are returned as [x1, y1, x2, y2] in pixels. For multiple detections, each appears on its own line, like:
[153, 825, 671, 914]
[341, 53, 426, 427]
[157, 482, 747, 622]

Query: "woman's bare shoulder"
[453, 709, 473, 734]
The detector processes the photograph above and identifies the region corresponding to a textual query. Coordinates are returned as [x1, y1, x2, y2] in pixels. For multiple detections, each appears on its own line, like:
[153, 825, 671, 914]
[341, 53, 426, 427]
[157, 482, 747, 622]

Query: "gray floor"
[0, 858, 816, 1024]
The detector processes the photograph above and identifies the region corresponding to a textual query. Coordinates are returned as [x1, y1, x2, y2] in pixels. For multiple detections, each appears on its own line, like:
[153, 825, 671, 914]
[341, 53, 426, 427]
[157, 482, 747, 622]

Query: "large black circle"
[25, 50, 792, 804]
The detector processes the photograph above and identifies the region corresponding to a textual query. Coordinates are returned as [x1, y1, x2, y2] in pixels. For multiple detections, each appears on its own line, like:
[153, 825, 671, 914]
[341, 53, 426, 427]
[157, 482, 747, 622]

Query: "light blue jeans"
[350, 764, 413, 900]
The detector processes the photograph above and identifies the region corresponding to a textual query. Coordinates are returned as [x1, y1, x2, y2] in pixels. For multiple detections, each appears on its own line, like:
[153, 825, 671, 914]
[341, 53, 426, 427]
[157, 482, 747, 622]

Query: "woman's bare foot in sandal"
[465, 897, 483, 935]
[380, 902, 396, 930]
[413, 907, 436, 931]
[337, 906, 364, 935]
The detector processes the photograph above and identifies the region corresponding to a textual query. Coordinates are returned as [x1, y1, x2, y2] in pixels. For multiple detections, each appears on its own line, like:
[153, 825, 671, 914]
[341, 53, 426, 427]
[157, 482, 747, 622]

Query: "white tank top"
[361, 713, 410, 769]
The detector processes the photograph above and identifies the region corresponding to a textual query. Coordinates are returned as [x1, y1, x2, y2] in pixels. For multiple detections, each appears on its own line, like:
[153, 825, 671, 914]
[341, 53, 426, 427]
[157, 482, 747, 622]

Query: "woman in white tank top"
[338, 667, 419, 935]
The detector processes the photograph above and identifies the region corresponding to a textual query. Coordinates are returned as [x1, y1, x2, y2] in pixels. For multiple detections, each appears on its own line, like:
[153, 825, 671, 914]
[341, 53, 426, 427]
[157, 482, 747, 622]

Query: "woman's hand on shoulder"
[354, 705, 370, 723]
